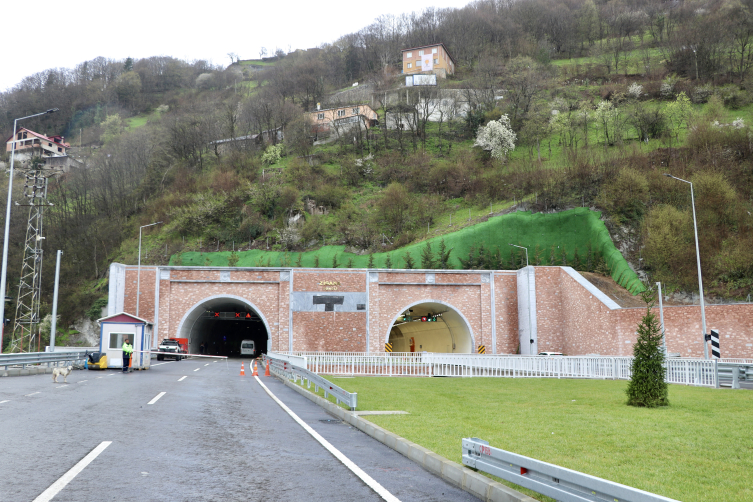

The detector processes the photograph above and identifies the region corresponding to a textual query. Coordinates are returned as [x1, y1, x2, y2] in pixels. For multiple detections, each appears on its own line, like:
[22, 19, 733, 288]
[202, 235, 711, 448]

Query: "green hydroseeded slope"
[171, 208, 643, 294]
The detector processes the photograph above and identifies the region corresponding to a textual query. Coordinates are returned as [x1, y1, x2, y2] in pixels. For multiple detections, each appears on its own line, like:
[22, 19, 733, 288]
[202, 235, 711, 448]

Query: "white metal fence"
[273, 352, 723, 387]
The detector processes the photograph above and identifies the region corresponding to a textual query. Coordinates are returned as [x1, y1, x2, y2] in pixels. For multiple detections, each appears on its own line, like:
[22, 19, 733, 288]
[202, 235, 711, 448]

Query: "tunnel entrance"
[387, 301, 473, 353]
[176, 296, 270, 359]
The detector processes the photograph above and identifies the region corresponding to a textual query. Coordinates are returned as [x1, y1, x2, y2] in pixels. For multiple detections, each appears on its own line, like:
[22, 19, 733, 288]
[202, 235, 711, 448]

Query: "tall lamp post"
[510, 244, 534, 353]
[509, 244, 529, 267]
[136, 222, 162, 317]
[0, 108, 58, 352]
[663, 174, 709, 359]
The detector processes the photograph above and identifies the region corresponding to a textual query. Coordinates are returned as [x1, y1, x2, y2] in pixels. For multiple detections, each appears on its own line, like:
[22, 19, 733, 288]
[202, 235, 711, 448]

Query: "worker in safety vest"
[122, 338, 133, 373]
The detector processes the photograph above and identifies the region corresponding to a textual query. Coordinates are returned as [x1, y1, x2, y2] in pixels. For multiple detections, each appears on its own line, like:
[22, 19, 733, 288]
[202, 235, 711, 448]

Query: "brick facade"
[109, 264, 753, 358]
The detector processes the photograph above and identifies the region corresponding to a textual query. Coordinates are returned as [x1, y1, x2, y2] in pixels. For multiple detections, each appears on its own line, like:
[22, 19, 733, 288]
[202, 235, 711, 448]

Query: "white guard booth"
[97, 312, 152, 370]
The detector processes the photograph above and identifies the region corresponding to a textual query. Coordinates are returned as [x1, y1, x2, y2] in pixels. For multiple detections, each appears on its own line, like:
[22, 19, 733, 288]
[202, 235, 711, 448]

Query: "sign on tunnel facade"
[107, 264, 753, 358]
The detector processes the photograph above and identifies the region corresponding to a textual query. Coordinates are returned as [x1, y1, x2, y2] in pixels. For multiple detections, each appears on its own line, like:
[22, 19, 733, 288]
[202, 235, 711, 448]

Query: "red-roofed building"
[5, 127, 70, 157]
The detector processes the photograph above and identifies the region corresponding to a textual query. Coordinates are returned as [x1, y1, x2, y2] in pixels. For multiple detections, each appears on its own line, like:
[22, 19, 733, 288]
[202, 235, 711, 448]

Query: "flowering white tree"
[474, 115, 517, 160]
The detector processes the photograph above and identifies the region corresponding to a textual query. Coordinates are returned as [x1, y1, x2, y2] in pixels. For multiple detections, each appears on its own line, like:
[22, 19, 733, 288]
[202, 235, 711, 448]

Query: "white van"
[240, 340, 256, 357]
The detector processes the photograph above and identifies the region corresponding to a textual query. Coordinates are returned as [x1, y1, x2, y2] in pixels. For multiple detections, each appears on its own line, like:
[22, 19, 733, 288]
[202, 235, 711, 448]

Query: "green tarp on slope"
[171, 207, 643, 294]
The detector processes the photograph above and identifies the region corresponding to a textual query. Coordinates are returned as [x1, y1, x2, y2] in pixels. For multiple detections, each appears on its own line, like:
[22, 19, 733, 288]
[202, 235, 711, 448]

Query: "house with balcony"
[401, 43, 456, 78]
[307, 104, 379, 137]
[5, 127, 69, 158]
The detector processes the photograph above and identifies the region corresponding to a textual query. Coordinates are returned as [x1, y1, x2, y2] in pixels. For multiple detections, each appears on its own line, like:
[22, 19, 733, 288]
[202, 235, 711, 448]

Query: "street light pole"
[136, 222, 162, 317]
[0, 108, 58, 352]
[510, 244, 534, 354]
[663, 174, 709, 359]
[509, 244, 529, 267]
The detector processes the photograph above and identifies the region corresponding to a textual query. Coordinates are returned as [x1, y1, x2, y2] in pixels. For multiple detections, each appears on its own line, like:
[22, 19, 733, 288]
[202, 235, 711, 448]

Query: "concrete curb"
[277, 375, 537, 502]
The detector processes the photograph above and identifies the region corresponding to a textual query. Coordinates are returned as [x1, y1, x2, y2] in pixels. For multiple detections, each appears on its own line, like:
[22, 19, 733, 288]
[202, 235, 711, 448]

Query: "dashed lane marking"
[193, 368, 200, 372]
[33, 441, 112, 502]
[0, 400, 9, 404]
[25, 392, 41, 397]
[151, 362, 173, 366]
[78, 380, 88, 384]
[254, 376, 401, 502]
[147, 392, 166, 405]
[178, 376, 187, 382]
[204, 363, 209, 366]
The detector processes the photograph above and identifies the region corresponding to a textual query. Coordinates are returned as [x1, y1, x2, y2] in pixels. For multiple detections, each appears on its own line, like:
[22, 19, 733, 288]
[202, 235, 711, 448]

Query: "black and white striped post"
[710, 329, 720, 359]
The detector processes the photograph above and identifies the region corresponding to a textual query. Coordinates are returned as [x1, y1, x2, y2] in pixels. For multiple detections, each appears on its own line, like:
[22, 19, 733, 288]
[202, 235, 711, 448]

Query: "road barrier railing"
[273, 352, 727, 387]
[462, 437, 680, 502]
[266, 353, 358, 410]
[0, 350, 91, 370]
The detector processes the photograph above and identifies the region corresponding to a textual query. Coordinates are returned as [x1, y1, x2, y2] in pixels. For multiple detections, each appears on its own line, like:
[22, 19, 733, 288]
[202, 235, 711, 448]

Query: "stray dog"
[52, 365, 73, 383]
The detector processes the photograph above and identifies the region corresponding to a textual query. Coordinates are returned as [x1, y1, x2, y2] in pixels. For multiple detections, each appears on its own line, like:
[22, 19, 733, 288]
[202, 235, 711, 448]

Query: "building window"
[406, 52, 412, 58]
[58, 147, 62, 152]
[352, 108, 359, 115]
[418, 50, 424, 56]
[407, 63, 412, 69]
[48, 142, 52, 146]
[337, 110, 346, 117]
[434, 59, 439, 65]
[317, 113, 324, 120]
[432, 48, 437, 54]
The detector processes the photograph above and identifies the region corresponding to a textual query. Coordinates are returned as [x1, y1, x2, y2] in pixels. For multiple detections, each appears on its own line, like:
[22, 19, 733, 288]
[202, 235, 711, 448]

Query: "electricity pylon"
[9, 158, 55, 352]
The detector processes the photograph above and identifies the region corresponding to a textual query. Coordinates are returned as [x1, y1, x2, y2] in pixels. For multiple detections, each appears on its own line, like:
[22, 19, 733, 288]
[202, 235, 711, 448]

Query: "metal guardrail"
[0, 350, 91, 370]
[462, 437, 680, 502]
[266, 353, 358, 410]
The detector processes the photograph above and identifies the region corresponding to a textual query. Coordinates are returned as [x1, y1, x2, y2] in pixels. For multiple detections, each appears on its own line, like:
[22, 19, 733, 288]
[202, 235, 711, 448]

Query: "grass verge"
[303, 376, 752, 502]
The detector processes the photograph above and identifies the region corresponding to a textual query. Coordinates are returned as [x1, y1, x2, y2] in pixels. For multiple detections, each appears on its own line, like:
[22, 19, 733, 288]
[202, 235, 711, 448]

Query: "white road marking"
[151, 362, 172, 366]
[108, 373, 116, 376]
[193, 368, 200, 372]
[254, 376, 401, 502]
[25, 392, 40, 397]
[32, 441, 112, 502]
[96, 377, 103, 379]
[147, 392, 166, 405]
[204, 363, 209, 366]
[78, 380, 88, 384]
[178, 376, 187, 382]
[54, 385, 69, 389]
[0, 400, 9, 404]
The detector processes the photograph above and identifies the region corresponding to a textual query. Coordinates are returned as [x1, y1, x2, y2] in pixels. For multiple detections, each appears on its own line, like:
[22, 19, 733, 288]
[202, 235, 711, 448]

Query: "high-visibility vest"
[122, 342, 133, 355]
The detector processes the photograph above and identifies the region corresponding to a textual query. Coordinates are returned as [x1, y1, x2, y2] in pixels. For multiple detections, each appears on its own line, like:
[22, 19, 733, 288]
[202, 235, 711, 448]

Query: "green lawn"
[310, 377, 752, 502]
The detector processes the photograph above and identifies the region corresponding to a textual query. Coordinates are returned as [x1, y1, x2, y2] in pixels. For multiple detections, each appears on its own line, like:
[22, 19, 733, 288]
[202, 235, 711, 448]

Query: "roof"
[401, 43, 456, 65]
[5, 127, 70, 148]
[97, 312, 152, 325]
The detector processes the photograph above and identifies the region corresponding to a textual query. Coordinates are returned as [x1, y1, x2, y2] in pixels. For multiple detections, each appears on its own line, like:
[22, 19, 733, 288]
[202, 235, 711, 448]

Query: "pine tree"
[403, 252, 415, 269]
[572, 246, 581, 270]
[314, 255, 320, 268]
[560, 246, 568, 266]
[227, 252, 240, 267]
[332, 254, 339, 268]
[626, 285, 669, 408]
[420, 242, 436, 269]
[385, 254, 393, 269]
[346, 258, 354, 268]
[437, 239, 453, 269]
[295, 254, 303, 267]
[549, 245, 557, 265]
[367, 254, 374, 268]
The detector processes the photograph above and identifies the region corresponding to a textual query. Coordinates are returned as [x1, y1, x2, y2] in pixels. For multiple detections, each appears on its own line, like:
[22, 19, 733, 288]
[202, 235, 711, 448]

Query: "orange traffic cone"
[252, 360, 259, 376]
[240, 362, 245, 376]
[264, 359, 270, 377]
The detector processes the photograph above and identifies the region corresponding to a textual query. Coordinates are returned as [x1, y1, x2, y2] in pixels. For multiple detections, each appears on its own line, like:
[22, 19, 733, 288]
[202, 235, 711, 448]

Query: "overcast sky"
[0, 0, 471, 92]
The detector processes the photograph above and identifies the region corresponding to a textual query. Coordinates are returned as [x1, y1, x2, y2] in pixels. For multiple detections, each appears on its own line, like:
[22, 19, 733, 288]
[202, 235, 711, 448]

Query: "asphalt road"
[0, 359, 479, 502]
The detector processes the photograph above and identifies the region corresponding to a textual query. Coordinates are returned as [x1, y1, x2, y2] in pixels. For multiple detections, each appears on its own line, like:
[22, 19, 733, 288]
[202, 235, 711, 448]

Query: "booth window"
[109, 332, 134, 349]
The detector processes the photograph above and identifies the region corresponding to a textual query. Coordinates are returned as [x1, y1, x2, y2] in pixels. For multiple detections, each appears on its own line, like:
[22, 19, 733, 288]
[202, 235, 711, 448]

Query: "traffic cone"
[252, 360, 259, 376]
[264, 359, 270, 377]
[240, 362, 245, 376]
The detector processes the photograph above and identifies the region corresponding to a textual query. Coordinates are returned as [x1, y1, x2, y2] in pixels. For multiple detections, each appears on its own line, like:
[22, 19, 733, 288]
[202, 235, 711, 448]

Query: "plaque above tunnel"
[291, 292, 368, 312]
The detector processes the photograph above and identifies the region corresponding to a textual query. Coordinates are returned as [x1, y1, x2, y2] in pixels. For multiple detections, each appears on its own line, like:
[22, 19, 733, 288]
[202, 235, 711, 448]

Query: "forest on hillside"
[1, 0, 752, 345]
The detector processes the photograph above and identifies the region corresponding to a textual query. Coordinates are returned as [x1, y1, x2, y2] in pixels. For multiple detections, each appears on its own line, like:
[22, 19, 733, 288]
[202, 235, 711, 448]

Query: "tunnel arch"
[175, 295, 272, 355]
[385, 299, 475, 353]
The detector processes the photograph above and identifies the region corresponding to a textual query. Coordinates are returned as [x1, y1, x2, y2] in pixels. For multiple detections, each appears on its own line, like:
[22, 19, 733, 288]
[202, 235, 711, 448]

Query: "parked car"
[158, 339, 186, 361]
